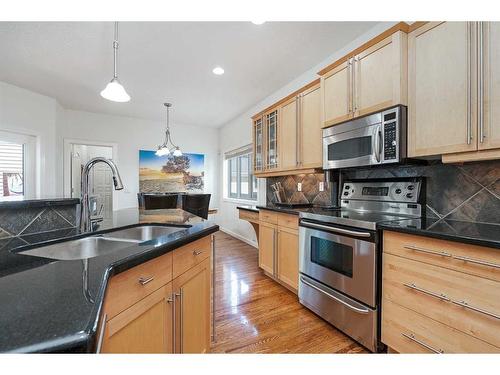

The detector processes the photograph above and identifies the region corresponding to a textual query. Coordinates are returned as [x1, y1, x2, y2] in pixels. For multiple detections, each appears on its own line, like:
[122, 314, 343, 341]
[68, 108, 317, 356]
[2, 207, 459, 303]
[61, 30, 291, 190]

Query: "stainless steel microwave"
[323, 105, 407, 170]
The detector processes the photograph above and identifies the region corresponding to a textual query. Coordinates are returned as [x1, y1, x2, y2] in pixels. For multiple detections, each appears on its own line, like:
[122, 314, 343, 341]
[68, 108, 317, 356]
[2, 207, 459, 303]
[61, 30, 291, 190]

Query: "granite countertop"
[236, 205, 259, 213]
[379, 218, 500, 250]
[0, 208, 219, 353]
[0, 196, 80, 209]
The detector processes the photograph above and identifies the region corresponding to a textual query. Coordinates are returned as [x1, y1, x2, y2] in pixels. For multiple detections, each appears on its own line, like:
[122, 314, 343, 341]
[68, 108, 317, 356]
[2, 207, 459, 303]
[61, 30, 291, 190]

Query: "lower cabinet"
[173, 258, 211, 354]
[99, 235, 213, 353]
[101, 284, 173, 353]
[258, 210, 299, 292]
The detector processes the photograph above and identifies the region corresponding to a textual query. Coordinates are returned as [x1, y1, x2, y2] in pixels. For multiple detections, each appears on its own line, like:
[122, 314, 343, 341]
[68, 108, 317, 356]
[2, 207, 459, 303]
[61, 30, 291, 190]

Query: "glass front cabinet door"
[253, 116, 264, 174]
[265, 109, 279, 170]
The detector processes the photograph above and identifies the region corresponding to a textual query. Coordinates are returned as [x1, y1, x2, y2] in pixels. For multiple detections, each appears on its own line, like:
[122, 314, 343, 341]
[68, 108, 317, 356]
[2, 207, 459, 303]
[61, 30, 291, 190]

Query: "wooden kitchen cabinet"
[173, 258, 211, 353]
[101, 284, 173, 353]
[258, 221, 276, 275]
[408, 22, 477, 157]
[279, 96, 299, 171]
[321, 60, 352, 127]
[99, 234, 214, 353]
[265, 109, 279, 170]
[299, 84, 322, 168]
[258, 210, 299, 292]
[354, 31, 407, 117]
[320, 28, 407, 128]
[277, 227, 299, 290]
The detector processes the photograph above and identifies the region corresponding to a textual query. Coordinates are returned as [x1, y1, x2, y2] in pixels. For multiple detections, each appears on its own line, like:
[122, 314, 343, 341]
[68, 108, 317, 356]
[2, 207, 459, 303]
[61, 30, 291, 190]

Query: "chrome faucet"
[79, 157, 123, 233]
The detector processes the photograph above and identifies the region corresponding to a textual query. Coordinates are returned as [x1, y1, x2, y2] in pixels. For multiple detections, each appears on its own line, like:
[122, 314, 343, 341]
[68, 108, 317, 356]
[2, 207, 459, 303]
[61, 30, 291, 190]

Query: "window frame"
[225, 150, 257, 202]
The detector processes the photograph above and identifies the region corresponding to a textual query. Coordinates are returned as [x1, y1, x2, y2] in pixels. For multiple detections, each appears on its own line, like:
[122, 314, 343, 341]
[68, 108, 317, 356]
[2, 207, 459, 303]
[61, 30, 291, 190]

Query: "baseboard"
[219, 227, 258, 248]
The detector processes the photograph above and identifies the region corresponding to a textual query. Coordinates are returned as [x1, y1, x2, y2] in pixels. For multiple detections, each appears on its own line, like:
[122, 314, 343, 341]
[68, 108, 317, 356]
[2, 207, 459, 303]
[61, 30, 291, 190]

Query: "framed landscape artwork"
[139, 150, 205, 193]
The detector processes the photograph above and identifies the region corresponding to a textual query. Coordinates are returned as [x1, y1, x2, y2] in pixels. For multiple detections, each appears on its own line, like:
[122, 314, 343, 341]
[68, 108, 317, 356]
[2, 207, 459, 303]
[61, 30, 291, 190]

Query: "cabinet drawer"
[259, 209, 278, 224]
[172, 236, 211, 279]
[384, 231, 500, 282]
[383, 253, 500, 347]
[238, 209, 259, 223]
[104, 252, 173, 319]
[277, 213, 298, 230]
[382, 299, 498, 353]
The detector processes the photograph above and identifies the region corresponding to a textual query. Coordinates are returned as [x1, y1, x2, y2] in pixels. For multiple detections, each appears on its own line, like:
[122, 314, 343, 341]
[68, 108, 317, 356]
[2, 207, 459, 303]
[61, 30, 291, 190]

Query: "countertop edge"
[0, 197, 80, 209]
[255, 205, 300, 215]
[379, 224, 500, 250]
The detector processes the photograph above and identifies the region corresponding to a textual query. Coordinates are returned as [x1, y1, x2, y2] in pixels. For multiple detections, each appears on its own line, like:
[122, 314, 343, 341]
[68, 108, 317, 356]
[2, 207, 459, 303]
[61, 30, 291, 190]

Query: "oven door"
[323, 121, 382, 169]
[299, 220, 377, 307]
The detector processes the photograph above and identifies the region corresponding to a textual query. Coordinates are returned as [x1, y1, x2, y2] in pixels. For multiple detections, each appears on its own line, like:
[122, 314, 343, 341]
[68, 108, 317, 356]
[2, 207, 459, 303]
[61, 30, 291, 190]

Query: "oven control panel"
[341, 180, 421, 204]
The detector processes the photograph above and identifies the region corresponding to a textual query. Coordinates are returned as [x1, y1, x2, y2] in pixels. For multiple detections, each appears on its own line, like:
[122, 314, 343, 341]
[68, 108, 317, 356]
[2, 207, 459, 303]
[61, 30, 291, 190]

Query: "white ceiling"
[0, 22, 378, 127]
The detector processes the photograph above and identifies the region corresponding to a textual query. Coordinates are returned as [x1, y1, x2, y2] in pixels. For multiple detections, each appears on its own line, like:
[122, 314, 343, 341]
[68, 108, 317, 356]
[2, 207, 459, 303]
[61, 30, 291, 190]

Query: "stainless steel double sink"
[16, 225, 187, 261]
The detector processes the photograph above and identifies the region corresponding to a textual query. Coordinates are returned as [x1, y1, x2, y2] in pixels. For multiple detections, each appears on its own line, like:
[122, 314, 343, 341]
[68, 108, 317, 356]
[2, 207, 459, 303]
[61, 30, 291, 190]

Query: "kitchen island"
[0, 208, 218, 353]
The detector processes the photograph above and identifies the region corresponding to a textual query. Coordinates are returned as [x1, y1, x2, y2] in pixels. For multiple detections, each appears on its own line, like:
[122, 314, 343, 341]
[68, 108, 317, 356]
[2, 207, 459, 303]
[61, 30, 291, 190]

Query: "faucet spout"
[79, 157, 124, 233]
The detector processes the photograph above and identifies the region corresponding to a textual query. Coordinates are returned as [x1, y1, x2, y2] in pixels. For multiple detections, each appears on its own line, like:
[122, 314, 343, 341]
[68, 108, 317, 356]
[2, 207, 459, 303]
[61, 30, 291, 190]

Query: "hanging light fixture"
[100, 22, 131, 102]
[156, 103, 183, 157]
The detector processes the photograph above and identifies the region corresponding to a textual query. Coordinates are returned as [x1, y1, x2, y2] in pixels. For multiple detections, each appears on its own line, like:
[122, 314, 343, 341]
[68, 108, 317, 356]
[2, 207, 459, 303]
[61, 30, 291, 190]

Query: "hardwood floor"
[211, 232, 367, 353]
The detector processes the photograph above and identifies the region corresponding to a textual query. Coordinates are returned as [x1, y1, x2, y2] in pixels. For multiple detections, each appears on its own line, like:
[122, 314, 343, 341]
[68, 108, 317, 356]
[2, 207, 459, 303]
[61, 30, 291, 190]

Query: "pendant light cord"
[113, 22, 119, 79]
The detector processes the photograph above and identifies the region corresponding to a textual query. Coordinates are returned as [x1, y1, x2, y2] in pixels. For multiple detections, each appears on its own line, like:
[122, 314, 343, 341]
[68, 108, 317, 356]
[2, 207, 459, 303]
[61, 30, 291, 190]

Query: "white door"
[71, 144, 114, 221]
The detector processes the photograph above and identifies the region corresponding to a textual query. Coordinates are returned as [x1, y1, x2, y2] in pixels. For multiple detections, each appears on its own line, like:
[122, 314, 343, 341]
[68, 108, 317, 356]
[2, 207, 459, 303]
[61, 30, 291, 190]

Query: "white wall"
[217, 22, 398, 244]
[58, 109, 219, 210]
[0, 81, 219, 210]
[0, 81, 58, 197]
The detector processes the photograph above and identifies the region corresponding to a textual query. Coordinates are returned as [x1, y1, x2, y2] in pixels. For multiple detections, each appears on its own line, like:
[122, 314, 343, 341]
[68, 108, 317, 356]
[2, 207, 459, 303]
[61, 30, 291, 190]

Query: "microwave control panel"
[383, 121, 397, 160]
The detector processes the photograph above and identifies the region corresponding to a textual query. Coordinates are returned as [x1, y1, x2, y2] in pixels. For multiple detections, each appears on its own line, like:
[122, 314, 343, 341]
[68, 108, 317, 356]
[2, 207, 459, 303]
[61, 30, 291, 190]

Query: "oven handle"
[300, 276, 370, 314]
[300, 221, 371, 238]
[374, 124, 381, 163]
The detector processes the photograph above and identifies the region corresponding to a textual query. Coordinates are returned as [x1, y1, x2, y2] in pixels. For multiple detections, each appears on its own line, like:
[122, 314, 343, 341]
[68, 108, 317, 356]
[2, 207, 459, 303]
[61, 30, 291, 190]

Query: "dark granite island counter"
[0, 208, 218, 353]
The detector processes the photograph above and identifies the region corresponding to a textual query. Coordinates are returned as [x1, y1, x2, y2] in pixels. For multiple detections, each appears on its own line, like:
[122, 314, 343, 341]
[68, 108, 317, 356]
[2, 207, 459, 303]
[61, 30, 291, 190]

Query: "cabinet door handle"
[453, 254, 500, 269]
[404, 282, 450, 302]
[178, 290, 184, 353]
[96, 313, 107, 353]
[193, 250, 204, 256]
[404, 245, 452, 258]
[478, 22, 485, 143]
[401, 333, 444, 353]
[138, 276, 154, 285]
[451, 299, 500, 320]
[466, 21, 472, 145]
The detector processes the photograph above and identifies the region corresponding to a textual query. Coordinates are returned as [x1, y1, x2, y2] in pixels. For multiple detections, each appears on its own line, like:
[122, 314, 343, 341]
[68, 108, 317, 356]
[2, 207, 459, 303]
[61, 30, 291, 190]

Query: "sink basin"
[17, 236, 138, 261]
[101, 225, 187, 242]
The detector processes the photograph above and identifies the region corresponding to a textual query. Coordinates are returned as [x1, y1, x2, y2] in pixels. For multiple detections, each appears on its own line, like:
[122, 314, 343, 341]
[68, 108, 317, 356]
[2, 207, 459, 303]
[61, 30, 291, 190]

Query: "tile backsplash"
[266, 159, 500, 225]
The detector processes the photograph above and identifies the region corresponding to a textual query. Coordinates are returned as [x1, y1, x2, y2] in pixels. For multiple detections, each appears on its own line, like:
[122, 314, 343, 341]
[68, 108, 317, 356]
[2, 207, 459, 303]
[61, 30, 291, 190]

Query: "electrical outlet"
[319, 181, 325, 192]
[297, 182, 302, 192]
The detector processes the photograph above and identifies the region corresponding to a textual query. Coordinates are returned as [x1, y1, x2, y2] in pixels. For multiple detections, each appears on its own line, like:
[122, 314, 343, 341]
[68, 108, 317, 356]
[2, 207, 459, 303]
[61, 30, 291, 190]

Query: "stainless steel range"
[298, 178, 423, 352]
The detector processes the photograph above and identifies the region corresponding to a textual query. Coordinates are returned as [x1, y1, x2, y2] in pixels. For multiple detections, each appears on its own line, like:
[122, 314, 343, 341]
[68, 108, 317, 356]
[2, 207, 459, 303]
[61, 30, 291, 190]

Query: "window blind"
[0, 142, 24, 197]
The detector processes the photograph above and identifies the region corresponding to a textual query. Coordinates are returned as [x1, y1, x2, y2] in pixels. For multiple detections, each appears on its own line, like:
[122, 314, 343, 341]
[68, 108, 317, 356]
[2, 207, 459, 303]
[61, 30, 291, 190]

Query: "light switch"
[319, 182, 324, 192]
[297, 182, 302, 192]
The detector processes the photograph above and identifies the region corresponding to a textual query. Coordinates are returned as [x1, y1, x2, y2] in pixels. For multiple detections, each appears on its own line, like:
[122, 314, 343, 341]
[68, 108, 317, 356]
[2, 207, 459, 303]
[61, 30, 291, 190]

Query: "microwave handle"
[374, 125, 381, 163]
[300, 221, 371, 238]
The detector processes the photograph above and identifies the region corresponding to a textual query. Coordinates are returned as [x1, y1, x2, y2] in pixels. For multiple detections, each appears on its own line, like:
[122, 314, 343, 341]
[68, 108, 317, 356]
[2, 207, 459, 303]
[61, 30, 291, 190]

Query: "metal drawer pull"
[300, 276, 369, 314]
[452, 255, 500, 269]
[404, 245, 452, 258]
[452, 300, 500, 320]
[192, 250, 204, 256]
[403, 283, 450, 302]
[302, 221, 371, 238]
[401, 333, 444, 353]
[96, 313, 107, 353]
[138, 276, 154, 285]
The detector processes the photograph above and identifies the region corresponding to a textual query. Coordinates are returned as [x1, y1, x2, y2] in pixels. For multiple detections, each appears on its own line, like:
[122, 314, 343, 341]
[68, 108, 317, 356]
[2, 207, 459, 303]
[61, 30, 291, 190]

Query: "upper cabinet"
[253, 81, 321, 177]
[408, 22, 500, 163]
[320, 29, 408, 128]
[408, 22, 477, 157]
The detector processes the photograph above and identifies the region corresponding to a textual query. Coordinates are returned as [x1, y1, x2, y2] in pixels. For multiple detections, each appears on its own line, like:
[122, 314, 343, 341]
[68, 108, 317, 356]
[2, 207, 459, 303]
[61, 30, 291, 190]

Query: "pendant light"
[100, 22, 131, 102]
[156, 103, 183, 157]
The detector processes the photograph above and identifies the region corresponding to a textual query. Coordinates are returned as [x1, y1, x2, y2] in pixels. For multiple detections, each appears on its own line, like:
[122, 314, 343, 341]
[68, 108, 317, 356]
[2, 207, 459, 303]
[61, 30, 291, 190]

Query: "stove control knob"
[395, 188, 402, 194]
[406, 193, 414, 199]
[344, 185, 350, 190]
[343, 191, 349, 196]
[407, 185, 415, 191]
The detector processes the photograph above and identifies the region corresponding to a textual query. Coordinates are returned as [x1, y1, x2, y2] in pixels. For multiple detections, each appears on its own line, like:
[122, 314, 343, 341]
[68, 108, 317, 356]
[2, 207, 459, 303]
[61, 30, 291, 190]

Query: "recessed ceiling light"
[212, 66, 225, 75]
[251, 20, 266, 25]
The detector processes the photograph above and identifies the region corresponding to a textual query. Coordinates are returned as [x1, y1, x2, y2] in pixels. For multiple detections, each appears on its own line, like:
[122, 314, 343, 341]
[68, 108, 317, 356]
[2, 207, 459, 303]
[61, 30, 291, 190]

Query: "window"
[225, 146, 257, 201]
[0, 142, 24, 197]
[0, 131, 36, 199]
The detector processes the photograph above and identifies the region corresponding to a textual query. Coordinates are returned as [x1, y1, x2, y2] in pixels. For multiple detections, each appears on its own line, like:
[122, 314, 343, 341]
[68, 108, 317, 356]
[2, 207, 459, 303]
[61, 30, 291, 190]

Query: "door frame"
[63, 138, 118, 200]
